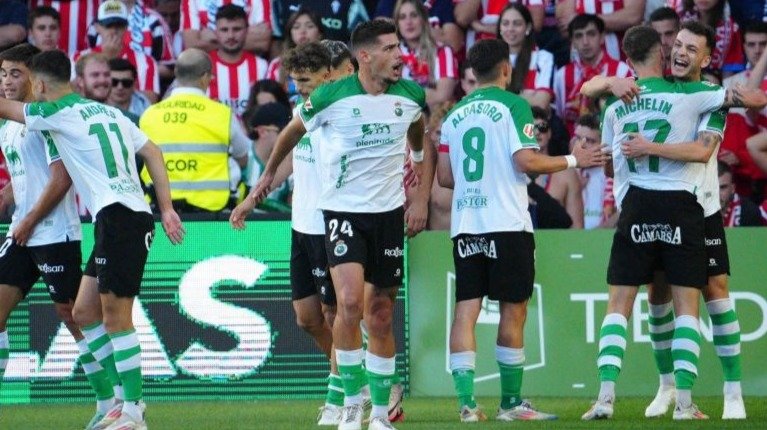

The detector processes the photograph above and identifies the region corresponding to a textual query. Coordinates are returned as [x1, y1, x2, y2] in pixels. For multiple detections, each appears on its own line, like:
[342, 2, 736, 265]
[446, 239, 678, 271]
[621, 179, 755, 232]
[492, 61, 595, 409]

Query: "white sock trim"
[335, 348, 364, 367]
[365, 351, 395, 375]
[674, 315, 699, 330]
[603, 313, 628, 328]
[705, 298, 733, 315]
[495, 345, 524, 366]
[449, 351, 476, 371]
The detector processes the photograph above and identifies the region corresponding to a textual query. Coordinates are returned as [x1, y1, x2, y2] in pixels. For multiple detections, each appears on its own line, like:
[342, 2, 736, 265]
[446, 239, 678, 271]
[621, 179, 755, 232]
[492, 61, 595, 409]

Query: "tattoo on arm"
[698, 131, 722, 148]
[724, 87, 745, 107]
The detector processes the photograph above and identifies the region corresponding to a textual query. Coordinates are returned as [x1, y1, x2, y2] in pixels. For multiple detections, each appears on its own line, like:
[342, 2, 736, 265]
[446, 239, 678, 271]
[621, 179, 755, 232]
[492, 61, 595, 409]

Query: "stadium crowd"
[1, 0, 766, 228]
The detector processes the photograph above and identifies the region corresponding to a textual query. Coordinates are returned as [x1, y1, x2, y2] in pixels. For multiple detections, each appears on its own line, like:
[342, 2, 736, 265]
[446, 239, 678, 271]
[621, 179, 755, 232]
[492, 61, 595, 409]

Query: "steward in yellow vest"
[140, 49, 249, 212]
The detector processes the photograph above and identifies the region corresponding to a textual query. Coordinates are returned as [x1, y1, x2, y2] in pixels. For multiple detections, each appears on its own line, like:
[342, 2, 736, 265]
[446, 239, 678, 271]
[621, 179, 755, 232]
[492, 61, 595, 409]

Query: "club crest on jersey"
[523, 123, 534, 139]
[394, 102, 403, 117]
[334, 240, 348, 257]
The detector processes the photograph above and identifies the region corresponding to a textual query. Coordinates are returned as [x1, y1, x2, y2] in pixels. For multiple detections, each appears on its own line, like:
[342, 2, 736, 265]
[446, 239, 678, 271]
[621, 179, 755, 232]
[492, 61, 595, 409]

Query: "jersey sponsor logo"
[48, 284, 56, 294]
[523, 123, 535, 139]
[335, 155, 350, 189]
[311, 267, 327, 278]
[361, 123, 391, 138]
[296, 137, 312, 152]
[352, 107, 361, 118]
[629, 223, 682, 245]
[333, 240, 348, 257]
[456, 190, 488, 210]
[383, 247, 404, 257]
[709, 258, 717, 267]
[705, 238, 722, 246]
[110, 178, 142, 194]
[95, 257, 107, 265]
[37, 263, 65, 274]
[456, 237, 497, 259]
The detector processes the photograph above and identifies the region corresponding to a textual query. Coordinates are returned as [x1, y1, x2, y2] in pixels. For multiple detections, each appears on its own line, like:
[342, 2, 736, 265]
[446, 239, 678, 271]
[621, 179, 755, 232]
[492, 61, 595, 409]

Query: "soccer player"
[0, 49, 184, 430]
[607, 21, 767, 420]
[236, 18, 433, 430]
[579, 24, 766, 421]
[0, 43, 114, 430]
[438, 38, 605, 423]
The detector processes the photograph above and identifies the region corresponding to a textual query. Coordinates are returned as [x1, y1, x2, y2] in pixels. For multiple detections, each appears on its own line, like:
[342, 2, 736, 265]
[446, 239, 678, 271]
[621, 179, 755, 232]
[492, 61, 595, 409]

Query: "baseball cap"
[98, 0, 129, 27]
[248, 102, 291, 130]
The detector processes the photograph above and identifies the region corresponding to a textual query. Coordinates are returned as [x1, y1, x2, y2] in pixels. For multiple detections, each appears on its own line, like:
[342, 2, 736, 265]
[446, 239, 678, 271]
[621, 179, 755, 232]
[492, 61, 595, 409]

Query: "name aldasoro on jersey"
[449, 100, 504, 128]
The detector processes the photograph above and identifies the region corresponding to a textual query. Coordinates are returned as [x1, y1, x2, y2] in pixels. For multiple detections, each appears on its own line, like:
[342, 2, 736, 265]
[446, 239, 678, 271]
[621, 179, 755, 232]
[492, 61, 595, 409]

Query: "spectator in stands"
[427, 101, 454, 230]
[537, 0, 570, 67]
[267, 6, 324, 100]
[139, 48, 250, 213]
[107, 57, 151, 120]
[181, 0, 271, 55]
[243, 102, 292, 212]
[242, 79, 291, 125]
[530, 106, 583, 228]
[455, 0, 545, 48]
[88, 0, 173, 70]
[723, 22, 767, 198]
[459, 61, 478, 96]
[556, 0, 645, 61]
[75, 0, 160, 102]
[155, 0, 183, 59]
[271, 0, 369, 43]
[497, 3, 555, 109]
[31, 0, 97, 56]
[648, 7, 680, 74]
[0, 0, 26, 51]
[719, 161, 764, 226]
[208, 4, 268, 117]
[573, 113, 614, 229]
[727, 0, 767, 29]
[677, 0, 745, 76]
[74, 53, 112, 103]
[554, 14, 631, 135]
[376, 0, 464, 54]
[27, 6, 60, 52]
[395, 0, 457, 109]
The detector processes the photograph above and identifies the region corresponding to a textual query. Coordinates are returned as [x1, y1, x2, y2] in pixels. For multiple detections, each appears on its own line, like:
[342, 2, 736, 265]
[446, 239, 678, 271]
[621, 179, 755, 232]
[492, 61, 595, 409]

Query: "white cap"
[98, 0, 129, 26]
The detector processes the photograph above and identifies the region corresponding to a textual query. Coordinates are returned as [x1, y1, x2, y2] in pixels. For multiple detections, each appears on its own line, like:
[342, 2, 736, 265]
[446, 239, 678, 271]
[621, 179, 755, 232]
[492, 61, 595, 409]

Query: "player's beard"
[222, 41, 244, 56]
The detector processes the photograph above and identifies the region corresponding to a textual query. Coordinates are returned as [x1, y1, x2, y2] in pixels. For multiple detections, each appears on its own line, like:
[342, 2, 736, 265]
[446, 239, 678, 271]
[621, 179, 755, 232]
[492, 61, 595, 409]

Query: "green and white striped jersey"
[0, 119, 80, 245]
[602, 77, 725, 208]
[23, 93, 151, 218]
[299, 74, 425, 213]
[441, 86, 539, 237]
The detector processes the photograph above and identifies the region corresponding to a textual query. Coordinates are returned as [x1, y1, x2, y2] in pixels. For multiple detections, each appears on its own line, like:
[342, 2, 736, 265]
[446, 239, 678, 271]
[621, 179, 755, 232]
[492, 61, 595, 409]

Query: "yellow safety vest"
[140, 92, 232, 211]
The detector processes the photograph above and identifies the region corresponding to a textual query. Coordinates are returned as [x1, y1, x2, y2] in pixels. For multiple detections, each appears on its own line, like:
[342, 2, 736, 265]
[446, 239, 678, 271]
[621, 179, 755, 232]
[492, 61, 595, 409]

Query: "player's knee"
[322, 306, 337, 328]
[295, 311, 324, 333]
[365, 305, 394, 336]
[54, 303, 76, 326]
[704, 275, 729, 301]
[71, 303, 98, 328]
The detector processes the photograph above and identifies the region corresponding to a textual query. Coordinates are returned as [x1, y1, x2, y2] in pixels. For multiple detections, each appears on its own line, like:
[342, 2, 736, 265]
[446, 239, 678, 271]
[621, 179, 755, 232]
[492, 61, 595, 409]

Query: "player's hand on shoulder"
[609, 77, 639, 104]
[161, 209, 185, 245]
[621, 132, 652, 158]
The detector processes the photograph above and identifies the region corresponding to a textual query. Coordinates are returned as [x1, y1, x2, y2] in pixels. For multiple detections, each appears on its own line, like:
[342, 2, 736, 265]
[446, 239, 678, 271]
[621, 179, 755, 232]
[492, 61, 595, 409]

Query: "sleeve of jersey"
[41, 131, 62, 165]
[697, 109, 726, 137]
[229, 117, 251, 158]
[298, 92, 327, 133]
[600, 103, 615, 147]
[509, 101, 538, 154]
[23, 102, 57, 132]
[129, 122, 149, 152]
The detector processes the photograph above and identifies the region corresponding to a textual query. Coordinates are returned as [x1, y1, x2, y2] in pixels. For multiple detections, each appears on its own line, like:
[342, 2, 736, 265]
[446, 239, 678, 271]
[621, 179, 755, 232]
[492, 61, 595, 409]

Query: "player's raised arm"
[138, 140, 185, 244]
[580, 76, 639, 103]
[0, 97, 26, 124]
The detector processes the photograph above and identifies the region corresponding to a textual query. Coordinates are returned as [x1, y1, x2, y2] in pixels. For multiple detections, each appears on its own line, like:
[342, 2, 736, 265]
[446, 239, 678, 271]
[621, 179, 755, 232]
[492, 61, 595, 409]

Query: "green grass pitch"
[1, 396, 765, 429]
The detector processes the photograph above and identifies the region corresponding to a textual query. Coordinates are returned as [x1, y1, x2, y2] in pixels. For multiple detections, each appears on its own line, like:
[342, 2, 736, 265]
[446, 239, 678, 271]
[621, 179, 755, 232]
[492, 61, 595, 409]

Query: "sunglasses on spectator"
[534, 122, 549, 133]
[112, 78, 134, 88]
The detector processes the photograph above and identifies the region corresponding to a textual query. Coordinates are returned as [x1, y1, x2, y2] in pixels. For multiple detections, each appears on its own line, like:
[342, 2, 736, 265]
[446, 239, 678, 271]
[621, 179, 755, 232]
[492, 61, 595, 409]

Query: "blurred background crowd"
[1, 0, 766, 229]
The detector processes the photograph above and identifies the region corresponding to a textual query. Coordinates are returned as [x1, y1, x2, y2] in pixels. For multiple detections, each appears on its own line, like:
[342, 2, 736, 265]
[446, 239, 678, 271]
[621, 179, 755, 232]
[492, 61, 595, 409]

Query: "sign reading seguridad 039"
[0, 221, 408, 404]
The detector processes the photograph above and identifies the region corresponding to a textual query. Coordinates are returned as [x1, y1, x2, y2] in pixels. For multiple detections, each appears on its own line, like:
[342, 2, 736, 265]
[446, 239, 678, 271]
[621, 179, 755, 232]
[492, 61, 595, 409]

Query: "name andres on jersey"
[79, 104, 117, 121]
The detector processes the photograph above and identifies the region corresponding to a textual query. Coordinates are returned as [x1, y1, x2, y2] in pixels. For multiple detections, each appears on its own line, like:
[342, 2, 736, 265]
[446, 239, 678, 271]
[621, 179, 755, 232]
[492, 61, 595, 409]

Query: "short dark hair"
[531, 106, 548, 121]
[622, 25, 661, 64]
[351, 18, 397, 52]
[649, 7, 679, 25]
[717, 160, 732, 176]
[568, 14, 604, 38]
[108, 57, 137, 78]
[285, 6, 324, 49]
[575, 113, 600, 130]
[467, 39, 509, 83]
[0, 43, 42, 67]
[28, 6, 60, 28]
[680, 20, 716, 54]
[215, 4, 247, 23]
[320, 39, 352, 69]
[743, 21, 767, 38]
[283, 41, 331, 74]
[29, 50, 71, 84]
